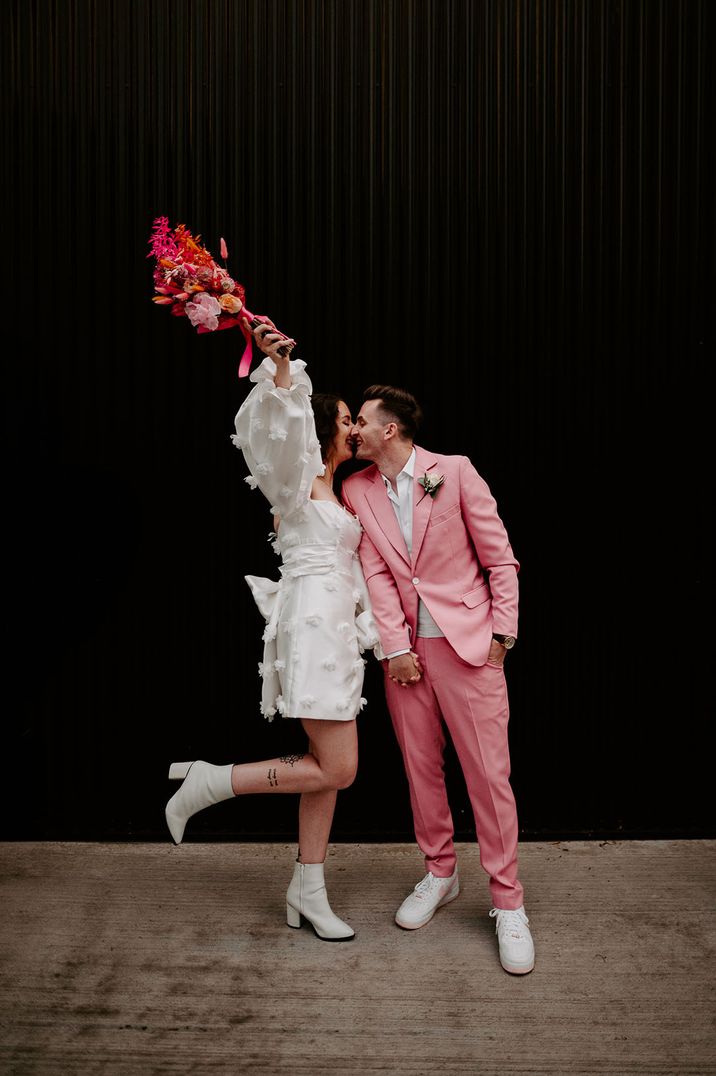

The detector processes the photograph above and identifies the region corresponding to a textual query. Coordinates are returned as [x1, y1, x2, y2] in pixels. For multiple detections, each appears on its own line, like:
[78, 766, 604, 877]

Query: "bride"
[165, 320, 384, 942]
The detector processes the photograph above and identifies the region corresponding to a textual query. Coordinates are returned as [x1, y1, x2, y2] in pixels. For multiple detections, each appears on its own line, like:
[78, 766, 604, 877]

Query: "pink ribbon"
[238, 308, 259, 378]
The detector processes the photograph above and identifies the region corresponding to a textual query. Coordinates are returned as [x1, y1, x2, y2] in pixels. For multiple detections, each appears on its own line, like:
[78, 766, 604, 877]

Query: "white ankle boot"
[286, 862, 355, 942]
[165, 761, 235, 844]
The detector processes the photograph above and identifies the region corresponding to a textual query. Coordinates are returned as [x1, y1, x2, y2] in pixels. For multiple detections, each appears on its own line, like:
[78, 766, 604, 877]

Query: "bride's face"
[328, 401, 354, 466]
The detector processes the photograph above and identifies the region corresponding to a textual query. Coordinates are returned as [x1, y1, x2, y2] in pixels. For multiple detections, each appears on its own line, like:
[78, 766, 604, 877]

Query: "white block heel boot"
[285, 862, 355, 942]
[165, 760, 235, 844]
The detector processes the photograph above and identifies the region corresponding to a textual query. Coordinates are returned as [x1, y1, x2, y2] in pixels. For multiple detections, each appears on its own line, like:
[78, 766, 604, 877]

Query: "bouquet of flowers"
[147, 216, 292, 377]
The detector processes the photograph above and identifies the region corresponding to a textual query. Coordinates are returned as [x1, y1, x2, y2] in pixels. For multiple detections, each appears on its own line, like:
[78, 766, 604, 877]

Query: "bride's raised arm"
[231, 321, 324, 521]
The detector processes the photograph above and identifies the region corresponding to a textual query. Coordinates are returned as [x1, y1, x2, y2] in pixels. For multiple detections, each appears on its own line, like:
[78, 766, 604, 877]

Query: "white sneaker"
[489, 905, 535, 974]
[395, 870, 460, 929]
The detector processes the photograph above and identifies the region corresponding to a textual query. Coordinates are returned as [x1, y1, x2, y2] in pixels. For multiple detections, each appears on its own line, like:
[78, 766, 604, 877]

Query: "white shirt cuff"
[385, 648, 411, 659]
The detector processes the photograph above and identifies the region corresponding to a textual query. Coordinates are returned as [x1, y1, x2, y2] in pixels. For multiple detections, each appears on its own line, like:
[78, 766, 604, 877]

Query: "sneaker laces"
[413, 873, 440, 899]
[489, 907, 529, 940]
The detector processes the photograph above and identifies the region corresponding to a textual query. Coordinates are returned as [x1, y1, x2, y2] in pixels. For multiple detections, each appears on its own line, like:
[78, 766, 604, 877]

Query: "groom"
[341, 385, 535, 975]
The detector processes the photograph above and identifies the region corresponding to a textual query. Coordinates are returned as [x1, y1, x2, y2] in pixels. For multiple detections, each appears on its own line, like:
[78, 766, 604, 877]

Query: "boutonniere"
[418, 473, 445, 498]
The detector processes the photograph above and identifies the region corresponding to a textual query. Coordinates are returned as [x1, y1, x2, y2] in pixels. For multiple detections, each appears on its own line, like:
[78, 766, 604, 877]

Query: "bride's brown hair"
[311, 394, 342, 463]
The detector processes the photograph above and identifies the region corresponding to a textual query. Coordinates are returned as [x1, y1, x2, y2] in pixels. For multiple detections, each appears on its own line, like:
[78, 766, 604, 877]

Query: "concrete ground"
[0, 840, 714, 1075]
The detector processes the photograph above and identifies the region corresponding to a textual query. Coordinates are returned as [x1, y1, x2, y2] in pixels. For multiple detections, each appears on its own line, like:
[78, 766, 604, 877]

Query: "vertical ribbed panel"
[2, 1, 713, 838]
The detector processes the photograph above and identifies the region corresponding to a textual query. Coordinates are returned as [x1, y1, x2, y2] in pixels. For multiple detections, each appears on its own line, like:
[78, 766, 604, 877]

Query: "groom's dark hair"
[363, 385, 423, 441]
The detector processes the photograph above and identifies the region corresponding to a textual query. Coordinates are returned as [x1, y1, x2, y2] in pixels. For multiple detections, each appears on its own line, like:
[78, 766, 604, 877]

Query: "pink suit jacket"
[341, 445, 519, 667]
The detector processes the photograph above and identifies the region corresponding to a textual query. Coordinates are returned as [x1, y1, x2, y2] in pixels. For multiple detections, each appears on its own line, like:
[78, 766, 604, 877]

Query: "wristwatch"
[492, 634, 516, 650]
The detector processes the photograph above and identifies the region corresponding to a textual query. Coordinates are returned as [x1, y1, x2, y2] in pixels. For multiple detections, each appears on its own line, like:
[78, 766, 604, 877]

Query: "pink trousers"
[384, 636, 524, 910]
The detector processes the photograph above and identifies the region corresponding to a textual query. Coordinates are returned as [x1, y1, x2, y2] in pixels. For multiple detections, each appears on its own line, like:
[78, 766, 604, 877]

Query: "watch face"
[503, 636, 516, 649]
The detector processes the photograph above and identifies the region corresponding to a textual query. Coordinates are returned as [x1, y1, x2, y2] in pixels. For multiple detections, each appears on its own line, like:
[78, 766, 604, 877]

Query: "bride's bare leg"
[229, 718, 358, 799]
[298, 789, 338, 863]
[297, 720, 358, 863]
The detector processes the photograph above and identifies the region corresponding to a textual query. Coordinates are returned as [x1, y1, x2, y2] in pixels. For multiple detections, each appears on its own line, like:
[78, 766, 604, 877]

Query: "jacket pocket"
[429, 503, 461, 527]
[461, 582, 490, 608]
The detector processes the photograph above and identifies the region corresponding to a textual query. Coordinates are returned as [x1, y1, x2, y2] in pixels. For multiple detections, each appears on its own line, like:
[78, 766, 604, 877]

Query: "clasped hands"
[388, 652, 423, 688]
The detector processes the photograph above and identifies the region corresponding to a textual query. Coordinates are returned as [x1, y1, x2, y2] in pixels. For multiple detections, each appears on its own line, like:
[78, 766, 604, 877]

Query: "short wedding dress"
[232, 357, 383, 721]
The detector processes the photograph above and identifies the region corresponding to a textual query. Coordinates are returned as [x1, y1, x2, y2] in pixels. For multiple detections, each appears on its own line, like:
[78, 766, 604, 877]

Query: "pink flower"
[185, 293, 221, 331]
[147, 216, 178, 261]
[220, 237, 229, 260]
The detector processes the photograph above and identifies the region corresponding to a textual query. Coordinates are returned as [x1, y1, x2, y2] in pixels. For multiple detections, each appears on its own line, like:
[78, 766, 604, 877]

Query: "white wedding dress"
[232, 357, 384, 721]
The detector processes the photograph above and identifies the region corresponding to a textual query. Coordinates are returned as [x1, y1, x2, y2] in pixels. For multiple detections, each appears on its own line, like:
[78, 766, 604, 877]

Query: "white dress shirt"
[381, 447, 444, 658]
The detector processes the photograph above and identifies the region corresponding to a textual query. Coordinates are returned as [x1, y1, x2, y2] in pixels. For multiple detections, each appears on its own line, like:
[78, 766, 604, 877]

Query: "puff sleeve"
[231, 357, 325, 519]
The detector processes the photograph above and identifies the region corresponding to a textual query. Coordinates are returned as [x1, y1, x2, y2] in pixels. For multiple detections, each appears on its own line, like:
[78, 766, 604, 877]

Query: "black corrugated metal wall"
[2, 0, 712, 839]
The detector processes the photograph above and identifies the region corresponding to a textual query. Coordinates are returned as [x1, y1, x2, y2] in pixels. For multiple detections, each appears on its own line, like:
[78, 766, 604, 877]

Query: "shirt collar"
[401, 447, 416, 479]
[381, 446, 416, 489]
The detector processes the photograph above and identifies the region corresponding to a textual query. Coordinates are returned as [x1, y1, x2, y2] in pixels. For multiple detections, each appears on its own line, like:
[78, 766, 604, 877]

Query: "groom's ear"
[383, 422, 399, 441]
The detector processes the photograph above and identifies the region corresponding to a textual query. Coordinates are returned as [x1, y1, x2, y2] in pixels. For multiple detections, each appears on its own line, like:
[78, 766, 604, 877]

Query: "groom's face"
[352, 400, 389, 461]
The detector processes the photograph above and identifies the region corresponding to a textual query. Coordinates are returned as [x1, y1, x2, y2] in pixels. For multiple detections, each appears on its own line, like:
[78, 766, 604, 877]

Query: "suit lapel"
[411, 445, 439, 567]
[365, 471, 411, 566]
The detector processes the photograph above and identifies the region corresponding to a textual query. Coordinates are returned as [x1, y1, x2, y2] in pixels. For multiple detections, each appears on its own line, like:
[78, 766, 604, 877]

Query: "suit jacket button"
[412, 576, 420, 585]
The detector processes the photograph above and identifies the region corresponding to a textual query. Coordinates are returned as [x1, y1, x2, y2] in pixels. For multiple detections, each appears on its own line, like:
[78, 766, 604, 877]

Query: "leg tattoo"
[279, 753, 305, 767]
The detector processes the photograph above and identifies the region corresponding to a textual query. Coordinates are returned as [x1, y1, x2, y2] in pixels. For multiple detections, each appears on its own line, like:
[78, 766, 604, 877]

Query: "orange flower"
[219, 294, 244, 314]
[152, 296, 173, 305]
